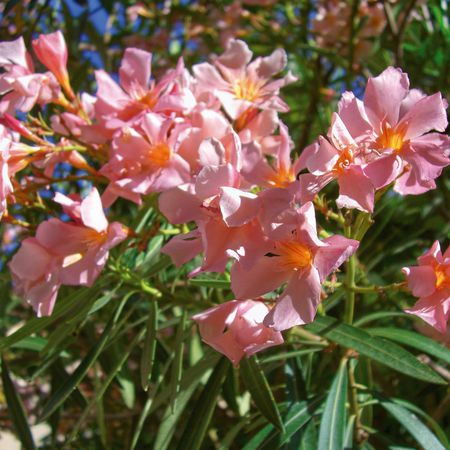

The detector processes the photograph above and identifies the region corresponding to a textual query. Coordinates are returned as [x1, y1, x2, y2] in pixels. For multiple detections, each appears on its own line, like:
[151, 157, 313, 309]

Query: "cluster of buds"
[0, 32, 448, 364]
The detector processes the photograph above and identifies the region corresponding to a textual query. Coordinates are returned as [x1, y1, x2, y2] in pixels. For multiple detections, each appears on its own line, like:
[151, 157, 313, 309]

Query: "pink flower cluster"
[0, 31, 448, 364]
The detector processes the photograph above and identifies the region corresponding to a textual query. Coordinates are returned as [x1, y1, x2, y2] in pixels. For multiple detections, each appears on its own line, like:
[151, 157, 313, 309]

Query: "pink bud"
[32, 31, 74, 99]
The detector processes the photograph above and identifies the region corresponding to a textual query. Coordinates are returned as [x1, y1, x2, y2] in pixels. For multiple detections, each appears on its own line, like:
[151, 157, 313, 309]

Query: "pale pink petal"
[9, 239, 53, 281]
[158, 184, 203, 224]
[263, 267, 322, 331]
[219, 187, 260, 226]
[162, 230, 203, 267]
[336, 165, 375, 212]
[337, 91, 371, 139]
[363, 67, 409, 127]
[363, 154, 403, 189]
[119, 48, 151, 96]
[306, 137, 339, 175]
[315, 235, 359, 282]
[328, 113, 356, 149]
[80, 188, 108, 232]
[231, 256, 290, 299]
[402, 266, 437, 298]
[257, 48, 287, 78]
[195, 164, 238, 200]
[399, 93, 448, 140]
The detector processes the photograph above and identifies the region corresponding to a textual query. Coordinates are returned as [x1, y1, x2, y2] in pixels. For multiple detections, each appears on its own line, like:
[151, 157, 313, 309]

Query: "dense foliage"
[0, 1, 449, 449]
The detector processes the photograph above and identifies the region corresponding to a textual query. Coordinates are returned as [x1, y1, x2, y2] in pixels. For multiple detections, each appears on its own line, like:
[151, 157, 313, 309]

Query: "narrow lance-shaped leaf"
[305, 316, 446, 384]
[1, 357, 36, 450]
[170, 309, 187, 410]
[380, 399, 445, 450]
[367, 327, 450, 365]
[318, 358, 348, 450]
[176, 357, 230, 450]
[38, 298, 127, 422]
[140, 300, 158, 391]
[240, 355, 285, 432]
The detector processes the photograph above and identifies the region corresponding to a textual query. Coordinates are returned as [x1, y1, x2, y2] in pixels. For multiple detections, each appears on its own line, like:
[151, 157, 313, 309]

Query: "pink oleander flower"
[0, 37, 60, 114]
[403, 241, 450, 333]
[192, 299, 284, 365]
[231, 202, 359, 331]
[9, 188, 127, 316]
[32, 31, 73, 98]
[94, 48, 195, 133]
[342, 67, 449, 195]
[193, 39, 296, 121]
[100, 112, 191, 207]
[299, 113, 375, 212]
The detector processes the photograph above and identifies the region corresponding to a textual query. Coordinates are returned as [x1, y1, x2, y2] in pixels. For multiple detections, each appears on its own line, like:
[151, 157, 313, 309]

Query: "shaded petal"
[402, 266, 437, 298]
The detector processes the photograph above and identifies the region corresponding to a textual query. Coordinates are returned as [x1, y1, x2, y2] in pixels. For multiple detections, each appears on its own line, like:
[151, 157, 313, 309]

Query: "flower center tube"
[332, 147, 354, 174]
[435, 264, 450, 290]
[233, 78, 261, 102]
[274, 240, 313, 271]
[148, 142, 171, 168]
[375, 121, 407, 153]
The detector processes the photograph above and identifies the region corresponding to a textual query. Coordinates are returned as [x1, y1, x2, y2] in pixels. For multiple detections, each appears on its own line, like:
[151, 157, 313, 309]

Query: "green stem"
[344, 253, 356, 324]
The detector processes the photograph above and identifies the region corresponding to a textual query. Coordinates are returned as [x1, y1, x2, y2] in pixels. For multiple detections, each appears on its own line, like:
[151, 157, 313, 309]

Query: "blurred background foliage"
[0, 1, 449, 449]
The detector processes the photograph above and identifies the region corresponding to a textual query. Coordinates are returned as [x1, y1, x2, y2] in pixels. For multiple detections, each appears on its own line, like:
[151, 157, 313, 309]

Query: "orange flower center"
[274, 240, 313, 271]
[267, 165, 296, 188]
[333, 147, 354, 174]
[148, 143, 171, 168]
[435, 264, 450, 290]
[375, 122, 407, 153]
[233, 78, 261, 102]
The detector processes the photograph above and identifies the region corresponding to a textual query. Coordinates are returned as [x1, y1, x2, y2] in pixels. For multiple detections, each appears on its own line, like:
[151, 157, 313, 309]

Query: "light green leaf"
[318, 359, 348, 450]
[305, 316, 445, 384]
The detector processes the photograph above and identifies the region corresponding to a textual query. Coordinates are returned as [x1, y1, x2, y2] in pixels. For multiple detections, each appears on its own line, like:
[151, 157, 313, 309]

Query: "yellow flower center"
[274, 240, 313, 271]
[148, 142, 171, 168]
[233, 78, 261, 102]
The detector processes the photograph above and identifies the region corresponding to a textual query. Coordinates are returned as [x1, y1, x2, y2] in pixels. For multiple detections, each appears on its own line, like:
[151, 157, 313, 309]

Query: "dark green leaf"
[368, 327, 450, 365]
[38, 298, 126, 422]
[305, 316, 445, 384]
[1, 358, 36, 450]
[176, 357, 230, 450]
[140, 301, 158, 391]
[380, 399, 445, 450]
[241, 355, 285, 432]
[188, 278, 231, 289]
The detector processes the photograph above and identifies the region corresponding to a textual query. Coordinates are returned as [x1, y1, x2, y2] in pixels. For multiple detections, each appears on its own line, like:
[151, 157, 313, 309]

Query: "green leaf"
[380, 399, 445, 450]
[176, 357, 230, 450]
[305, 316, 446, 384]
[0, 284, 104, 351]
[1, 358, 36, 450]
[188, 278, 231, 289]
[68, 328, 146, 444]
[318, 359, 348, 450]
[240, 356, 284, 432]
[367, 327, 450, 365]
[38, 298, 127, 422]
[353, 312, 410, 327]
[170, 310, 187, 409]
[243, 398, 323, 450]
[140, 301, 158, 391]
